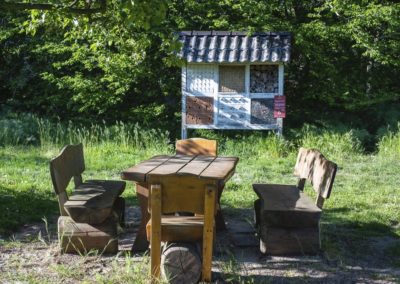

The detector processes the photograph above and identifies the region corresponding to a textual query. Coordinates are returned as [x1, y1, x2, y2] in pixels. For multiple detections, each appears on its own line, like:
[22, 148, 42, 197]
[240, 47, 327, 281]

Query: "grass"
[0, 113, 399, 281]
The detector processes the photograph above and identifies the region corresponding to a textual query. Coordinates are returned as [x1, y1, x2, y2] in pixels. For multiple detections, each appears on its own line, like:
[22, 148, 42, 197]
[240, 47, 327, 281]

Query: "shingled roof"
[178, 31, 291, 64]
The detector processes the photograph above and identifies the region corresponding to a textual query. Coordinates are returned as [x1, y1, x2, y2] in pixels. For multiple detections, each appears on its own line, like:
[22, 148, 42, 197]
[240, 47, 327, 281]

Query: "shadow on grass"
[0, 184, 58, 236]
[321, 207, 400, 268]
[220, 206, 400, 279]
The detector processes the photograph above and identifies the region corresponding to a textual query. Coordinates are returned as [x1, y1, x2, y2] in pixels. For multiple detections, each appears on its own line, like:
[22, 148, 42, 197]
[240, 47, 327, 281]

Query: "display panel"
[219, 66, 245, 93]
[186, 65, 216, 95]
[186, 96, 214, 125]
[251, 99, 276, 124]
[250, 65, 279, 93]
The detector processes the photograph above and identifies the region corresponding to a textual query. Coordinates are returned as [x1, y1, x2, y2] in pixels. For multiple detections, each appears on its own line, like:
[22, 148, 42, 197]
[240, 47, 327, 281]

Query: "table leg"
[216, 181, 227, 231]
[131, 183, 150, 252]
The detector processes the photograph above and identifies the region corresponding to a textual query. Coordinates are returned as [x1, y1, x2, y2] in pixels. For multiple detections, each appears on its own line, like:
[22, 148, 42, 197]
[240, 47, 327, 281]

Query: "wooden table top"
[121, 155, 239, 183]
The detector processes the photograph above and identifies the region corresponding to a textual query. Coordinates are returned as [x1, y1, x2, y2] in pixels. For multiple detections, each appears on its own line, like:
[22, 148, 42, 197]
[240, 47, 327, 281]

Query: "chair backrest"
[310, 152, 337, 200]
[49, 143, 85, 215]
[148, 177, 216, 215]
[175, 138, 217, 156]
[293, 147, 337, 206]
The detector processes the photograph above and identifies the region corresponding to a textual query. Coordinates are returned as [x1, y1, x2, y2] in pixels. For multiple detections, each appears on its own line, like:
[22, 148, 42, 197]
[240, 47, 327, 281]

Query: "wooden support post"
[277, 64, 284, 136]
[202, 185, 216, 282]
[315, 195, 325, 209]
[150, 184, 162, 282]
[181, 65, 188, 139]
[297, 178, 306, 191]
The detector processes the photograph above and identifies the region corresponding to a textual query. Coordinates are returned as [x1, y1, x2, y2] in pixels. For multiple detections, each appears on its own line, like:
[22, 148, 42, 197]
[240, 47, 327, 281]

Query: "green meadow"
[0, 114, 399, 270]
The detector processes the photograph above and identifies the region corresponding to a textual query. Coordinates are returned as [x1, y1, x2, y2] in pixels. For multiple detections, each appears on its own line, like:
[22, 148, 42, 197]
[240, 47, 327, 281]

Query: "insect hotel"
[178, 31, 291, 138]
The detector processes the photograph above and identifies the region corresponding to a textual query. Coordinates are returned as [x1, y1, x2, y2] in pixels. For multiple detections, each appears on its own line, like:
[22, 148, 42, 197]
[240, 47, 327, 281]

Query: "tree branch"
[0, 0, 106, 14]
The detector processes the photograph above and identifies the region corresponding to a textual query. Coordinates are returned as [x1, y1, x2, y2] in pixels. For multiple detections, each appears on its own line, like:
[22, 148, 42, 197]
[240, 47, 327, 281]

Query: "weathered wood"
[177, 155, 216, 176]
[146, 216, 203, 242]
[132, 183, 150, 252]
[58, 216, 118, 254]
[293, 147, 316, 179]
[148, 176, 210, 215]
[253, 147, 337, 255]
[122, 154, 237, 255]
[64, 183, 122, 224]
[122, 155, 237, 182]
[148, 155, 194, 177]
[259, 226, 320, 255]
[176, 138, 218, 156]
[253, 184, 321, 228]
[51, 144, 126, 255]
[120, 155, 171, 182]
[202, 185, 216, 282]
[311, 153, 337, 200]
[150, 184, 162, 281]
[161, 242, 202, 284]
[146, 181, 217, 283]
[50, 144, 85, 215]
[200, 157, 239, 181]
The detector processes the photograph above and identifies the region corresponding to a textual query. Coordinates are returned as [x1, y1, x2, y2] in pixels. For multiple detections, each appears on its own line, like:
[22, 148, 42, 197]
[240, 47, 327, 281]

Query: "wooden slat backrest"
[148, 176, 216, 215]
[49, 144, 85, 214]
[310, 152, 337, 200]
[293, 147, 318, 179]
[176, 138, 217, 156]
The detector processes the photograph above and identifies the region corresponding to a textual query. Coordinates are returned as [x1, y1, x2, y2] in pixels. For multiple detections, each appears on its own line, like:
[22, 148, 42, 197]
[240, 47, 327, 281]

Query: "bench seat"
[252, 148, 337, 255]
[64, 180, 125, 224]
[58, 215, 118, 253]
[253, 184, 321, 228]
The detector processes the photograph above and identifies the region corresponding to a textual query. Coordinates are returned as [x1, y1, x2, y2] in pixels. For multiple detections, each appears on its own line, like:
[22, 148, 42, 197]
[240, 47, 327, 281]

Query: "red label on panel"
[274, 96, 286, 118]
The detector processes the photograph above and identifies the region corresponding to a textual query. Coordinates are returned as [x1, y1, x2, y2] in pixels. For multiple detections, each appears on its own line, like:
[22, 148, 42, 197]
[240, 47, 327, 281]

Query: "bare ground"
[0, 207, 399, 283]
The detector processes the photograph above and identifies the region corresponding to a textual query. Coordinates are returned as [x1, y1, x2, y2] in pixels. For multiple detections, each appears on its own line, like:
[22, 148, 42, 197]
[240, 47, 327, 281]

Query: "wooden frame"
[148, 182, 217, 283]
[181, 63, 285, 138]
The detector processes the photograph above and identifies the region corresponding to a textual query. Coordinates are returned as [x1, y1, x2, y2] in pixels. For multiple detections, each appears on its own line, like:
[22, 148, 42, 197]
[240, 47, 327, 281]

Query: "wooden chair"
[175, 138, 227, 231]
[253, 148, 337, 255]
[146, 183, 217, 283]
[50, 143, 126, 253]
[176, 138, 217, 156]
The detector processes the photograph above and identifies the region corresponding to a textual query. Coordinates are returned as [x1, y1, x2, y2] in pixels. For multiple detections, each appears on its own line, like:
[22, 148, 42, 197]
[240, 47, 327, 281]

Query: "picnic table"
[121, 154, 239, 252]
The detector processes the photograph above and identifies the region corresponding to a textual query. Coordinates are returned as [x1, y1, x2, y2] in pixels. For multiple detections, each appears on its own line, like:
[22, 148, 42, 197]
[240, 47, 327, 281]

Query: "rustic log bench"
[50, 143, 125, 253]
[253, 148, 337, 255]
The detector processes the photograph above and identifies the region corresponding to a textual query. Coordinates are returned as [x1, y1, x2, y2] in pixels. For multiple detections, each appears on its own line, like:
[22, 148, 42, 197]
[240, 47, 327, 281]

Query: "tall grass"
[295, 125, 363, 160]
[221, 133, 293, 158]
[378, 123, 400, 159]
[0, 113, 170, 150]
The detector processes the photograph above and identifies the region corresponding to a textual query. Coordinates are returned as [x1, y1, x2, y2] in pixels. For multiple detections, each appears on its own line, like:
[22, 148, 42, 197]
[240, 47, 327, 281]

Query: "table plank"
[177, 156, 216, 176]
[121, 155, 171, 182]
[200, 157, 239, 180]
[147, 155, 195, 177]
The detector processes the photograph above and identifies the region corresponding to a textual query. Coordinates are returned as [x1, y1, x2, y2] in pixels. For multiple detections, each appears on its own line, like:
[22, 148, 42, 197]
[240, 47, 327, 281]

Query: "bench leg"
[131, 183, 150, 252]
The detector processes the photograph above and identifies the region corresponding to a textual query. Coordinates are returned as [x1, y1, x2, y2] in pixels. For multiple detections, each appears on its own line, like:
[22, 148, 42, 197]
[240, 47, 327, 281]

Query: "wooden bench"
[50, 143, 126, 253]
[253, 148, 337, 255]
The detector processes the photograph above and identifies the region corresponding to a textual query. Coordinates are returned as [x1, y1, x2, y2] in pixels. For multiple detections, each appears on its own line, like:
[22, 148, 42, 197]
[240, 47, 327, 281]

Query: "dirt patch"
[0, 207, 399, 283]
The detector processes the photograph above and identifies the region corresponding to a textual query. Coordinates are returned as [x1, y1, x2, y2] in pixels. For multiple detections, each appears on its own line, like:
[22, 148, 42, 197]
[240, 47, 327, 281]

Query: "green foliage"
[378, 123, 400, 159]
[0, 0, 399, 135]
